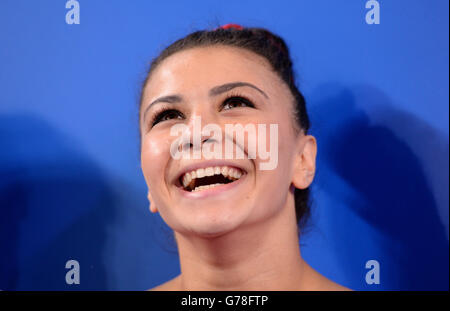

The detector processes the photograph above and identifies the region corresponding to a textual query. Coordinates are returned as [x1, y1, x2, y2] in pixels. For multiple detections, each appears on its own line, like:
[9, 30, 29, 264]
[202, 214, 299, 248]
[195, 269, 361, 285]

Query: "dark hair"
[139, 25, 311, 231]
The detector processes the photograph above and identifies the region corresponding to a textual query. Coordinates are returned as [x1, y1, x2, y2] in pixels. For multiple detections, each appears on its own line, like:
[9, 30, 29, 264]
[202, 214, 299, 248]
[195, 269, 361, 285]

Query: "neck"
[174, 200, 308, 290]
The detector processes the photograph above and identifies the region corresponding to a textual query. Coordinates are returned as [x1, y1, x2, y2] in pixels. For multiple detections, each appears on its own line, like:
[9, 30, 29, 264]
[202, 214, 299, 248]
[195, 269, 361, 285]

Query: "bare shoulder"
[148, 275, 181, 291]
[302, 263, 353, 291]
[319, 277, 352, 291]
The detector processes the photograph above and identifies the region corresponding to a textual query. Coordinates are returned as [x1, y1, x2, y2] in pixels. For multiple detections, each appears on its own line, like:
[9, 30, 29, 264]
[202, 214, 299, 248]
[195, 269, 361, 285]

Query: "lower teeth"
[192, 183, 225, 192]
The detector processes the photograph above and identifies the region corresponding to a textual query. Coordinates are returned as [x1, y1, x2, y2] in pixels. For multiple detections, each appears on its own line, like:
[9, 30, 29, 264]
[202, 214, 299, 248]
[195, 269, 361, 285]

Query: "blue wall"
[0, 0, 448, 290]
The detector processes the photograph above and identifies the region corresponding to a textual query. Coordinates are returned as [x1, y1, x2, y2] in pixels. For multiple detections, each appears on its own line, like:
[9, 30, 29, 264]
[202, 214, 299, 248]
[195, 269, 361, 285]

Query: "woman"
[139, 24, 349, 290]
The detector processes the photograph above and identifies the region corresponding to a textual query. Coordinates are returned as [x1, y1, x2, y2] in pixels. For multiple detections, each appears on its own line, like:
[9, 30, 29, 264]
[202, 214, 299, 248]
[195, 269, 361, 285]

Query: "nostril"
[202, 137, 214, 144]
[178, 141, 193, 152]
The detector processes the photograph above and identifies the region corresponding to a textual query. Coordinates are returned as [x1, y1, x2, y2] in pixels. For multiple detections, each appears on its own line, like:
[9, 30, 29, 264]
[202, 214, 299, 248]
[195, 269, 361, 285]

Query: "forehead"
[143, 45, 285, 99]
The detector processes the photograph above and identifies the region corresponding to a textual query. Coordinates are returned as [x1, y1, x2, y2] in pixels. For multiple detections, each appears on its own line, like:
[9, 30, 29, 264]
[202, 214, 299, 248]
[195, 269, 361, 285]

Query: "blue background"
[0, 0, 448, 290]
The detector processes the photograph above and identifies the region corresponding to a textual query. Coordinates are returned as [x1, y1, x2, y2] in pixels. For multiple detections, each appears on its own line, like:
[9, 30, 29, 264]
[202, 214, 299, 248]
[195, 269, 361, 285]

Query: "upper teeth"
[181, 166, 243, 189]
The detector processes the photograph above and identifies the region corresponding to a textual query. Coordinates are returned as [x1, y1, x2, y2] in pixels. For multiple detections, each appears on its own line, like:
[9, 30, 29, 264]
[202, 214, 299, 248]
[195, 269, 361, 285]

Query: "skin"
[140, 45, 350, 291]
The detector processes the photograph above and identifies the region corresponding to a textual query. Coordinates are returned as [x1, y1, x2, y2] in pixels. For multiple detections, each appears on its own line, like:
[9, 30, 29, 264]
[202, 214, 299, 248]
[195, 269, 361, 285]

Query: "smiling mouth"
[179, 166, 245, 192]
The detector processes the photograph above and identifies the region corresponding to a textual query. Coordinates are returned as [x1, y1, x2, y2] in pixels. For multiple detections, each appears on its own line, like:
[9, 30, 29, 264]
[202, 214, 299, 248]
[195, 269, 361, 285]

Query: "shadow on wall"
[0, 114, 119, 290]
[309, 84, 449, 290]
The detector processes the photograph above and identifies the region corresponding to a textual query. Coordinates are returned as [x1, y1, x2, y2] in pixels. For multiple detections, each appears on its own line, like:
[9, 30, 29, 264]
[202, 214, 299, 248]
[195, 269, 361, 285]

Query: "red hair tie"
[215, 23, 243, 30]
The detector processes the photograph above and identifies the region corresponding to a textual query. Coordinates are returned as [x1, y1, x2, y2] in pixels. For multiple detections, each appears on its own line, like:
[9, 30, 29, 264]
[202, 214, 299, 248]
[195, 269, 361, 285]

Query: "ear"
[292, 134, 317, 189]
[147, 191, 158, 213]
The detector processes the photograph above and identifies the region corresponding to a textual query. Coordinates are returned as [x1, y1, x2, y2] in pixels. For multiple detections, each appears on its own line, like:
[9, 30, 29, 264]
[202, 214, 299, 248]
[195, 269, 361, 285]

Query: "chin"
[179, 209, 247, 238]
[187, 227, 232, 239]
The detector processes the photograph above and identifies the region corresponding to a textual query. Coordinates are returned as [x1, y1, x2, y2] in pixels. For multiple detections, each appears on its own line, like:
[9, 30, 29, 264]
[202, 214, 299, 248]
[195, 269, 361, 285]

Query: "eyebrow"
[142, 81, 269, 122]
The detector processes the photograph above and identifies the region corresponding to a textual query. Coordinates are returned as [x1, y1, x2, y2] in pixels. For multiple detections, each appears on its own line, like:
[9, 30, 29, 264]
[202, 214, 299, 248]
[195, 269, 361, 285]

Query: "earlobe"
[292, 135, 317, 190]
[148, 191, 158, 213]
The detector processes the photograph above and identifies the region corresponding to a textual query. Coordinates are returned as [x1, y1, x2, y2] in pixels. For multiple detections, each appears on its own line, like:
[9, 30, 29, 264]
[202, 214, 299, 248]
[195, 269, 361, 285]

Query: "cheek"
[254, 116, 296, 196]
[248, 110, 295, 171]
[140, 133, 171, 187]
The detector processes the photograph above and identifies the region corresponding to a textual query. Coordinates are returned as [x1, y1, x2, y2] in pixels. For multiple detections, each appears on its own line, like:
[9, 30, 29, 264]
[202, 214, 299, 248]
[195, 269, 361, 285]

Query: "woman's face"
[140, 45, 315, 237]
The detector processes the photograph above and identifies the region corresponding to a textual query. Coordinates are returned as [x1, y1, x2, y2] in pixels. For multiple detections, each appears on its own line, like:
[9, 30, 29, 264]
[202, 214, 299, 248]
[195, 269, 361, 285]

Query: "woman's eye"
[152, 109, 183, 126]
[222, 96, 255, 110]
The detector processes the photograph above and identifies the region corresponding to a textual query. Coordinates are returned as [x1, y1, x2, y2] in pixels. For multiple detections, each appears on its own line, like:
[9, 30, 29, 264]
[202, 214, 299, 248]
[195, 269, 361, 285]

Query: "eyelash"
[222, 92, 255, 110]
[148, 92, 256, 129]
[149, 106, 181, 128]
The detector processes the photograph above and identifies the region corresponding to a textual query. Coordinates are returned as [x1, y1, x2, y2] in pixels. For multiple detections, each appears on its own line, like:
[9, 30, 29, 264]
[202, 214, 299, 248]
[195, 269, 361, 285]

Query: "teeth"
[230, 168, 242, 179]
[182, 172, 192, 187]
[205, 167, 214, 177]
[180, 165, 244, 189]
[214, 166, 221, 175]
[227, 168, 234, 180]
[227, 168, 242, 180]
[229, 168, 236, 179]
[192, 183, 225, 192]
[196, 168, 205, 178]
[221, 166, 228, 176]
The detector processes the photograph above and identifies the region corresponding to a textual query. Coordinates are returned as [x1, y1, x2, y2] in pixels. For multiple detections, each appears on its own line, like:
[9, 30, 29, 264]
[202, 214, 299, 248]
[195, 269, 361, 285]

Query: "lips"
[176, 163, 246, 193]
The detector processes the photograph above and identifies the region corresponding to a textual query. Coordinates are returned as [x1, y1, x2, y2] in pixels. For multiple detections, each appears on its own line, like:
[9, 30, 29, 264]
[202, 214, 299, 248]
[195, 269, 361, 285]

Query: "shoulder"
[301, 263, 352, 291]
[318, 278, 352, 291]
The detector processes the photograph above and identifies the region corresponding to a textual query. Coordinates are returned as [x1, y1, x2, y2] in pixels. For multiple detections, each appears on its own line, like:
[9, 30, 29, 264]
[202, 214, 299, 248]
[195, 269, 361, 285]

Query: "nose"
[180, 136, 214, 151]
[179, 113, 220, 152]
